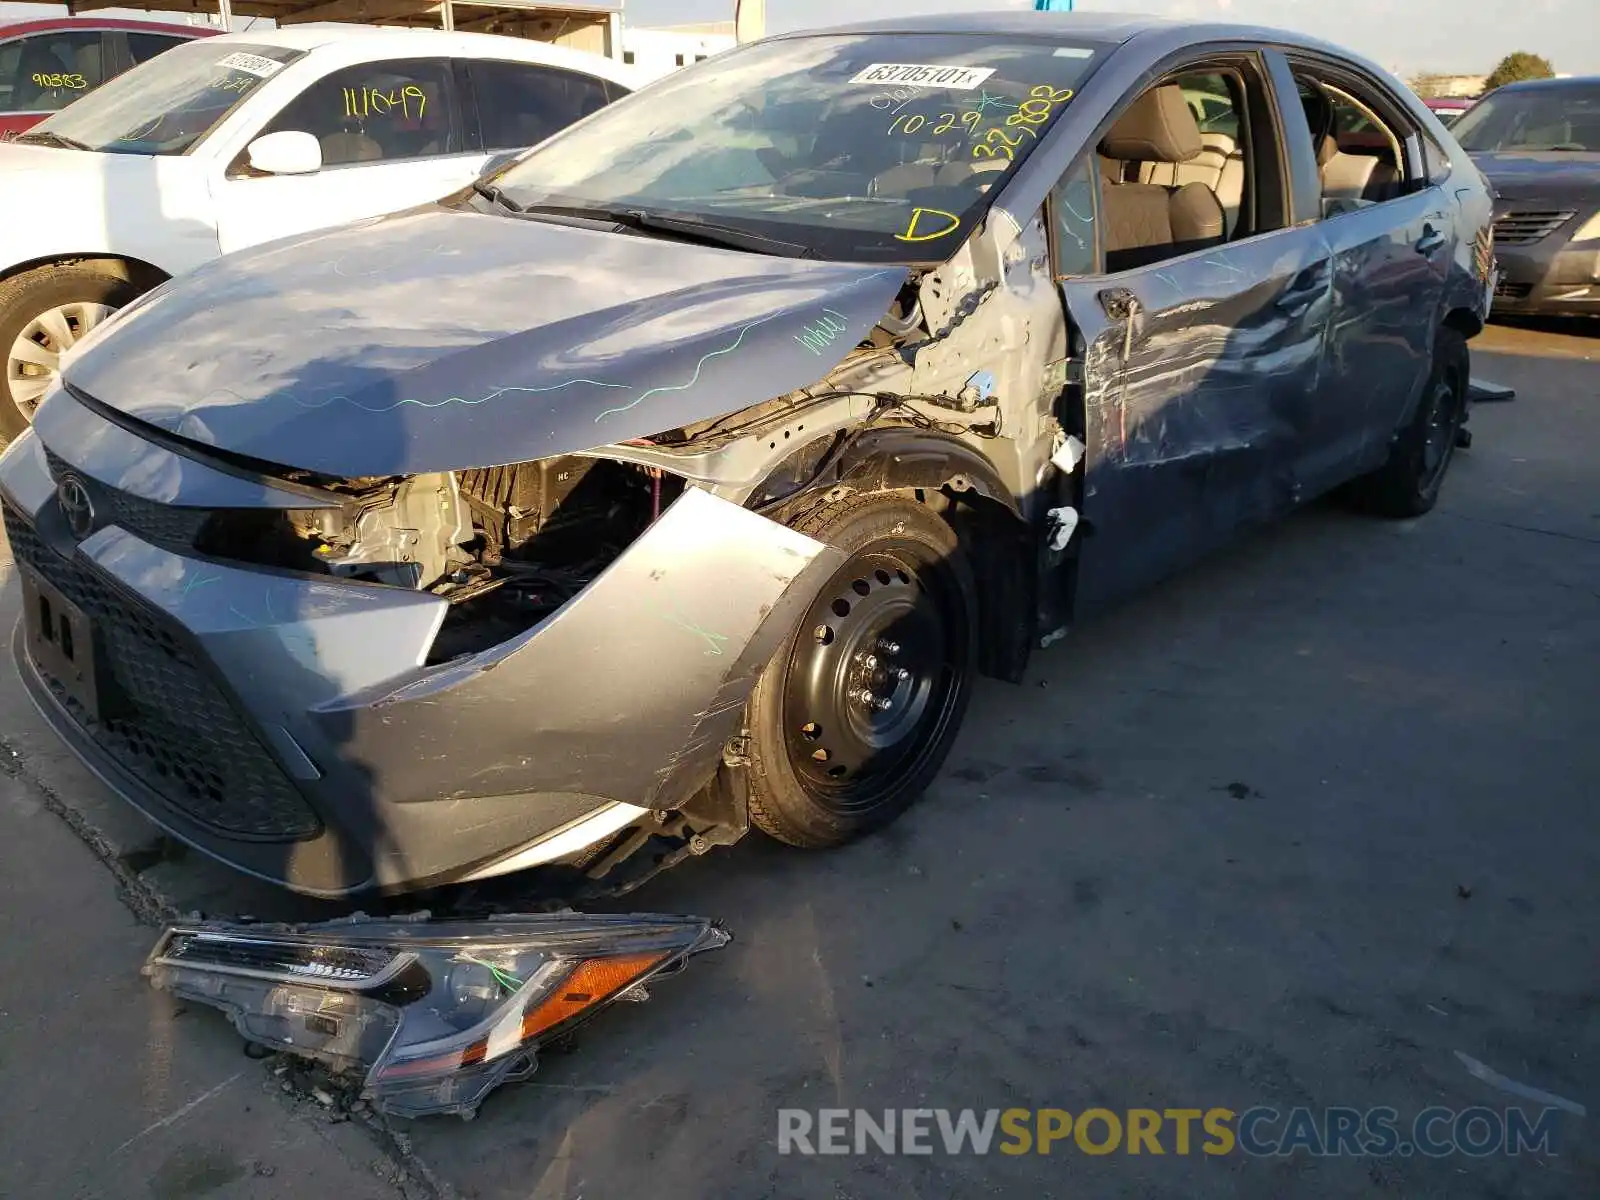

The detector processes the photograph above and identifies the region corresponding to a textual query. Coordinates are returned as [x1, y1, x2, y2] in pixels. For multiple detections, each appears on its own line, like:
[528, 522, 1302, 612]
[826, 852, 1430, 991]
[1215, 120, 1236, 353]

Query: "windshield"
[491, 33, 1111, 262]
[26, 42, 304, 155]
[1453, 85, 1600, 153]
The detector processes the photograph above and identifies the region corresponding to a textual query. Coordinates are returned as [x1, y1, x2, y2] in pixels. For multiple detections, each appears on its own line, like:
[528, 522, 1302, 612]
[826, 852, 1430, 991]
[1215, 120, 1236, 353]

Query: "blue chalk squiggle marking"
[283, 270, 902, 418]
[292, 377, 631, 413]
[591, 312, 780, 423]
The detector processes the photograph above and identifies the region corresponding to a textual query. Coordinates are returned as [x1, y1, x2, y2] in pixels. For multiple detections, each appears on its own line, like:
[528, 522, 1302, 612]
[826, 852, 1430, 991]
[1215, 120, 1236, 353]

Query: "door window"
[1293, 70, 1416, 215]
[3, 30, 107, 113]
[125, 32, 191, 68]
[1049, 154, 1099, 278]
[256, 58, 460, 168]
[471, 60, 620, 151]
[1074, 59, 1285, 274]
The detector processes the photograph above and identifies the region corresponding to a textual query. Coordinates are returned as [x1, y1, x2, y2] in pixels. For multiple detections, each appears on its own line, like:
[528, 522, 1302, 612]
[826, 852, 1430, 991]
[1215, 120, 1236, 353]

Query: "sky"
[5, 0, 1597, 78]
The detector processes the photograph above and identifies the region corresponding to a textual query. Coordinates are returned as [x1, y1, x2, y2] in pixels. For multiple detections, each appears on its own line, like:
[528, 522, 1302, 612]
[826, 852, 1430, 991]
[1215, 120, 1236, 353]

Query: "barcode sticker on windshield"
[215, 52, 282, 78]
[850, 63, 996, 90]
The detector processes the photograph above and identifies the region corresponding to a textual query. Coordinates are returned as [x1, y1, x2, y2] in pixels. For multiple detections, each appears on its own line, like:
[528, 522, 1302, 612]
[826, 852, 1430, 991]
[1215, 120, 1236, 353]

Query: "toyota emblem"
[56, 475, 96, 541]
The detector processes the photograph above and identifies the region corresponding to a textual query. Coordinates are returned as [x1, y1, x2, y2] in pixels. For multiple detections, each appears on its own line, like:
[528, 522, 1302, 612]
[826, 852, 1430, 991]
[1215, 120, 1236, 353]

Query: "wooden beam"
[274, 0, 439, 23]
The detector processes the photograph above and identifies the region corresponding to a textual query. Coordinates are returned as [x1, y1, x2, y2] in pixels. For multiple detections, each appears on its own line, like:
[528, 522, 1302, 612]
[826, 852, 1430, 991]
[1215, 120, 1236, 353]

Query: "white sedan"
[0, 26, 637, 438]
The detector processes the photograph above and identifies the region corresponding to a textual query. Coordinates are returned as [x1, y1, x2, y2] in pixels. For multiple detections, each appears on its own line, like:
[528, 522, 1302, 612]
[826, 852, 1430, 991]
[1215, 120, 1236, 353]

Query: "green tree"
[1484, 52, 1555, 92]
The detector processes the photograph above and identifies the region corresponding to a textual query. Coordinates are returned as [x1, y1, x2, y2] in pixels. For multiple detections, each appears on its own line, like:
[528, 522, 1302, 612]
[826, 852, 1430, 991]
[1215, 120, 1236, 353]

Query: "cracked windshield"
[492, 33, 1109, 261]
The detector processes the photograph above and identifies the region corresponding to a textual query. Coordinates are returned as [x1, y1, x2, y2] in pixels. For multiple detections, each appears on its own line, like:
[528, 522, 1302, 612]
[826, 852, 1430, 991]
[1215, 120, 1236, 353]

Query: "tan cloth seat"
[1098, 84, 1226, 272]
[1141, 131, 1246, 235]
[320, 131, 384, 166]
[1301, 83, 1402, 208]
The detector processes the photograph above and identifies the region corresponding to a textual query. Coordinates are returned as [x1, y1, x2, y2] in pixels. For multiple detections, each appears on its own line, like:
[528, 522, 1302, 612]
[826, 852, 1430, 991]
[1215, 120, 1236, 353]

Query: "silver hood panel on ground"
[61, 207, 907, 477]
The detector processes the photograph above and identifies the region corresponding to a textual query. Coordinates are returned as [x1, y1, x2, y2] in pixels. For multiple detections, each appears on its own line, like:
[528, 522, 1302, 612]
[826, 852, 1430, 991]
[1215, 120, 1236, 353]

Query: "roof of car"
[775, 12, 1173, 41]
[0, 16, 213, 38]
[772, 13, 1393, 93]
[1489, 75, 1600, 91]
[195, 24, 635, 81]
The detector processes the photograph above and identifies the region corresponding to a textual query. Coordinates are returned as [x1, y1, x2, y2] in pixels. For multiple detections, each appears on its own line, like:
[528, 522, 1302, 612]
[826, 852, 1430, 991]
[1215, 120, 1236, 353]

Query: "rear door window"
[124, 31, 192, 68]
[3, 30, 109, 114]
[255, 58, 462, 167]
[469, 60, 620, 151]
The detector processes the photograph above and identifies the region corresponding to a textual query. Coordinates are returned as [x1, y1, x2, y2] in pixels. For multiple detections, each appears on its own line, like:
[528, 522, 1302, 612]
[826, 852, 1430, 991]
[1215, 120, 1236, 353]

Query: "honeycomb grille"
[3, 503, 321, 841]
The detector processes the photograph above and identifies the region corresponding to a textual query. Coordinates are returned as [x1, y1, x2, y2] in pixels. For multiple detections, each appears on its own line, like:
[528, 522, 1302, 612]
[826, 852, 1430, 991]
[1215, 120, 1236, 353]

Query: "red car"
[1424, 96, 1477, 125]
[0, 16, 216, 137]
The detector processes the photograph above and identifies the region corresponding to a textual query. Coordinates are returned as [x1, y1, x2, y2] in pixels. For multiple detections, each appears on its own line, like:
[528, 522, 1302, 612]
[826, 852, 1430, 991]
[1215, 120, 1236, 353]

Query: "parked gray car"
[1453, 76, 1600, 317]
[0, 13, 1494, 897]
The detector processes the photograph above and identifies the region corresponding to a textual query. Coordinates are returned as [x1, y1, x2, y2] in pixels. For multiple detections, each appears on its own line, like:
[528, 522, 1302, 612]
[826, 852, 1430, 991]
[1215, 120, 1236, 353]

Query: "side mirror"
[246, 130, 322, 176]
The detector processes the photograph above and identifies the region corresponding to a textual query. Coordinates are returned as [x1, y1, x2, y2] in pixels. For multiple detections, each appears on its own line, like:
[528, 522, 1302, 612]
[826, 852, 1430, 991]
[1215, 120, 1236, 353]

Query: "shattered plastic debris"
[144, 910, 730, 1119]
[1453, 1050, 1587, 1116]
[1047, 505, 1079, 551]
[1050, 433, 1086, 475]
[1468, 378, 1516, 404]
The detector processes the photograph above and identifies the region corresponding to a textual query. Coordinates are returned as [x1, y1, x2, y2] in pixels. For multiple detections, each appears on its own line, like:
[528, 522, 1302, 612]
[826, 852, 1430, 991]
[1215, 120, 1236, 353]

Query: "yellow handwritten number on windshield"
[973, 127, 1030, 160]
[342, 84, 428, 121]
[31, 72, 86, 89]
[974, 85, 1073, 159]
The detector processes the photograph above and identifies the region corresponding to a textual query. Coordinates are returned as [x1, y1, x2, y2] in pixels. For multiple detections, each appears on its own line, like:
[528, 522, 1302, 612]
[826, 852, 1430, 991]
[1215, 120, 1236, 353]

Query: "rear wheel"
[1345, 327, 1469, 518]
[0, 265, 139, 440]
[745, 494, 977, 849]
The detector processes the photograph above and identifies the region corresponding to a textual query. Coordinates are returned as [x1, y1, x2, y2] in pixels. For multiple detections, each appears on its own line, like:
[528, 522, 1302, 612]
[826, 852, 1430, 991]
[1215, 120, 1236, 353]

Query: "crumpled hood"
[63, 205, 908, 477]
[1471, 151, 1600, 205]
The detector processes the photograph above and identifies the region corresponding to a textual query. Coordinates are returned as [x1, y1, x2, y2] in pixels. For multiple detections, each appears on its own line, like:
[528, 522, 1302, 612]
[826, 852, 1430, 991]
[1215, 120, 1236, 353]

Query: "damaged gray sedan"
[1, 13, 1493, 897]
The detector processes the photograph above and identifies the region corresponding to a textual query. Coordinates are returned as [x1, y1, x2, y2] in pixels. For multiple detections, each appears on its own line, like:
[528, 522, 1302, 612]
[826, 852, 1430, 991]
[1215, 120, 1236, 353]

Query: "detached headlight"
[145, 911, 730, 1118]
[1571, 212, 1600, 243]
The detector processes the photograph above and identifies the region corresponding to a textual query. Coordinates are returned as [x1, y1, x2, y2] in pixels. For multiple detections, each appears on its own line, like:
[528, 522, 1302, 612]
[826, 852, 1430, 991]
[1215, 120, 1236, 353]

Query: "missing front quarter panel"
[427, 458, 680, 662]
[194, 457, 677, 662]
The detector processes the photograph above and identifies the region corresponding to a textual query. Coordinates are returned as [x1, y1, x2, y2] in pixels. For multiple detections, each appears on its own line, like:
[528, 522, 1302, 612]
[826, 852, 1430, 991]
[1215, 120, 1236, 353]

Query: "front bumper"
[0, 408, 840, 896]
[1492, 242, 1600, 317]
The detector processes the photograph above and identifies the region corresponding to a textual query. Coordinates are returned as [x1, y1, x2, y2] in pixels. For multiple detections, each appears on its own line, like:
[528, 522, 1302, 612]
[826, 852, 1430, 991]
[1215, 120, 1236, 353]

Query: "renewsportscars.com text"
[777, 1106, 1564, 1158]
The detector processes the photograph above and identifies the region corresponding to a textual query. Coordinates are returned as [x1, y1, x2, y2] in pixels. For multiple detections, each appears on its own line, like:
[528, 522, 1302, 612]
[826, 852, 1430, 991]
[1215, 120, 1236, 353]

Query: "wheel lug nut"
[858, 653, 878, 669]
[875, 696, 893, 711]
[878, 639, 900, 655]
[896, 668, 910, 682]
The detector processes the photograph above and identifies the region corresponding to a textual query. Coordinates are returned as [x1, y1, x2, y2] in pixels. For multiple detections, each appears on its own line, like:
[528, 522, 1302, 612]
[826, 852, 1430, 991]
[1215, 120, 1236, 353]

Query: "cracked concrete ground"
[0, 320, 1595, 1199]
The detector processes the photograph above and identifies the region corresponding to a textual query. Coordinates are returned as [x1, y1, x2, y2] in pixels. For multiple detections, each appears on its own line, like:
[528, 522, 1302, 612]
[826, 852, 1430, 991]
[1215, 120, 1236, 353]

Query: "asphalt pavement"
[0, 319, 1595, 1200]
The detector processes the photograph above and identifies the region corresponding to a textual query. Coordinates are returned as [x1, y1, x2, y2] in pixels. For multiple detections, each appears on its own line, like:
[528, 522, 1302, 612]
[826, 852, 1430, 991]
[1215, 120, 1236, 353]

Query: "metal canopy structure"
[59, 0, 622, 57]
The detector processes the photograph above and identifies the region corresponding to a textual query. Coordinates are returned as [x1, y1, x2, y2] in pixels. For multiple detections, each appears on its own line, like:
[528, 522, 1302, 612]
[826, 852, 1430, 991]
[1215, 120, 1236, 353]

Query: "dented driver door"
[1056, 229, 1334, 619]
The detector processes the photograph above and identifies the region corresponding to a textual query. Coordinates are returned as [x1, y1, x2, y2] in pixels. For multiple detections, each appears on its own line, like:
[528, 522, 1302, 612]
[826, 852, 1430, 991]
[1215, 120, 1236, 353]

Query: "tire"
[744, 493, 978, 849]
[1344, 327, 1470, 518]
[0, 265, 140, 440]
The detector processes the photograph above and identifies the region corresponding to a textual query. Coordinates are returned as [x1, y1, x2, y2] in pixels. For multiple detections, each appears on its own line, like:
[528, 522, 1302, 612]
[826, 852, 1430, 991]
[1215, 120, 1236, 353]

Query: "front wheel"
[744, 494, 977, 849]
[0, 265, 139, 440]
[1344, 326, 1470, 518]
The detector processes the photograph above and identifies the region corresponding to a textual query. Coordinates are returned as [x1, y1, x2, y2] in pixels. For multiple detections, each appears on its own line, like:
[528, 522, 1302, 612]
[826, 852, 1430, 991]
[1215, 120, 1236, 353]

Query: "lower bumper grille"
[1492, 210, 1575, 246]
[3, 504, 321, 841]
[1495, 280, 1534, 300]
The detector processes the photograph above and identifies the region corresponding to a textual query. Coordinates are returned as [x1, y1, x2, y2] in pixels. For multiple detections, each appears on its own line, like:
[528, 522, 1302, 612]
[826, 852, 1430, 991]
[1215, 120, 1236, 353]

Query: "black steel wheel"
[1345, 326, 1469, 518]
[744, 494, 976, 848]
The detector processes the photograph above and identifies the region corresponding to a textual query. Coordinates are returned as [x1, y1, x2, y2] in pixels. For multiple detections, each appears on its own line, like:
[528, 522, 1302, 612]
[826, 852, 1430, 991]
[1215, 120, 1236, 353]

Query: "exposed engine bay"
[197, 456, 680, 664]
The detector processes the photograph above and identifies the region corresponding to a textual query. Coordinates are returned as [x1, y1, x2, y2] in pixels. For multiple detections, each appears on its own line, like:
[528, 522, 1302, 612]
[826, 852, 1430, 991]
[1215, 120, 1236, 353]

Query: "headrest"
[1100, 85, 1203, 163]
[1300, 83, 1339, 166]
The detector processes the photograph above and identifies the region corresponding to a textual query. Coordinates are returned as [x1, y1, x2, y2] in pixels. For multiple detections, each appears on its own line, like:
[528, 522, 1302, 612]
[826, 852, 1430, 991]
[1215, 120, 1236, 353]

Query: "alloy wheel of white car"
[6, 300, 113, 421]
